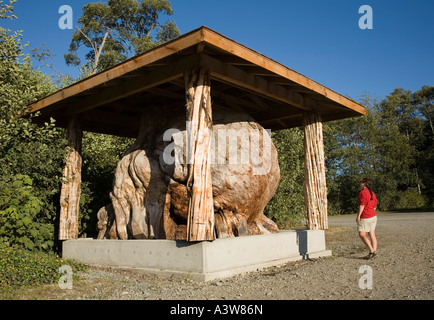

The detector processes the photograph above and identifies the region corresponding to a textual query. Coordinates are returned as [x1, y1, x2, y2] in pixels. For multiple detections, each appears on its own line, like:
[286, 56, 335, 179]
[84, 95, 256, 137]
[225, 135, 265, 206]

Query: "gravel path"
[20, 212, 434, 300]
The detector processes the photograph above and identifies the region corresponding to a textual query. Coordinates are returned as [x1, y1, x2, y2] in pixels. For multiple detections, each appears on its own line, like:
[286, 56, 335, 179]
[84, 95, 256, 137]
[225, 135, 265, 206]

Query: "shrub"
[394, 188, 427, 210]
[265, 129, 306, 229]
[0, 174, 54, 251]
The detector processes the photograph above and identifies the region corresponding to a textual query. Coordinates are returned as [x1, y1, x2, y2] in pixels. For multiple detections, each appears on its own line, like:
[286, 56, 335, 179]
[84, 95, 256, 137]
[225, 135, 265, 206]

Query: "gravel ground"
[18, 212, 434, 300]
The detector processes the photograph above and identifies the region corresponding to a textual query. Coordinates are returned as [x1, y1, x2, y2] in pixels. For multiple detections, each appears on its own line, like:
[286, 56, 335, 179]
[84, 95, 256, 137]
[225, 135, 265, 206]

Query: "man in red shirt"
[356, 178, 378, 260]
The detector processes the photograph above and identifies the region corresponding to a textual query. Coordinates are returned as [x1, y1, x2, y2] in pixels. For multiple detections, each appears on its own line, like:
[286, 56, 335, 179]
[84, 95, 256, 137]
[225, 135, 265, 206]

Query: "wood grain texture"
[96, 107, 280, 241]
[184, 67, 215, 241]
[303, 110, 328, 230]
[59, 117, 83, 240]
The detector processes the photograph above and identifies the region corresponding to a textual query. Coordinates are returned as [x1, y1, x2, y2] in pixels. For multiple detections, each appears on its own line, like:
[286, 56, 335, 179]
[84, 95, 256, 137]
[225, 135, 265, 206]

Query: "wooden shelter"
[27, 26, 365, 241]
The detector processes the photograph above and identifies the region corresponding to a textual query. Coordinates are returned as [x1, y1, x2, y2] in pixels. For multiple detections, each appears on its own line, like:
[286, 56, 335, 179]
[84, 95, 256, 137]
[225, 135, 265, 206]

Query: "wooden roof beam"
[260, 113, 301, 124]
[246, 94, 270, 111]
[252, 107, 300, 123]
[64, 54, 201, 116]
[219, 55, 255, 66]
[144, 87, 185, 100]
[82, 109, 138, 128]
[28, 28, 205, 114]
[201, 27, 365, 115]
[212, 89, 267, 111]
[200, 54, 315, 111]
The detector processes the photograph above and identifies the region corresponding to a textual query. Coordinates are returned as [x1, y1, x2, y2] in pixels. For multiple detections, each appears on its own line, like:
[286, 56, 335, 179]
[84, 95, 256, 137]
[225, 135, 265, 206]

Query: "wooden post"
[184, 67, 215, 241]
[59, 116, 83, 240]
[303, 110, 328, 230]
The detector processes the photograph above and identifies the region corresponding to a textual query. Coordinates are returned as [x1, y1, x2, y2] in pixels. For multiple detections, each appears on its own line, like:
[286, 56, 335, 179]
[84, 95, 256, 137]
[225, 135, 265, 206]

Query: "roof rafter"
[25, 26, 365, 137]
[200, 54, 315, 111]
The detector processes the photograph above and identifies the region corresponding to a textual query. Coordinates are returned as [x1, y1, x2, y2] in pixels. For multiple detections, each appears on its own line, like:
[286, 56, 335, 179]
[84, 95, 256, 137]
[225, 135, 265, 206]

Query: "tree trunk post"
[59, 116, 83, 240]
[184, 67, 215, 241]
[303, 110, 328, 230]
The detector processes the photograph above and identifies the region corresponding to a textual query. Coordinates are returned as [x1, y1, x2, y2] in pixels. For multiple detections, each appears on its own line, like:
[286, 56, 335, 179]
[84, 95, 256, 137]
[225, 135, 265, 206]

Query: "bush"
[0, 2, 65, 250]
[79, 132, 134, 237]
[0, 244, 87, 290]
[393, 188, 427, 210]
[265, 129, 306, 229]
[0, 174, 54, 251]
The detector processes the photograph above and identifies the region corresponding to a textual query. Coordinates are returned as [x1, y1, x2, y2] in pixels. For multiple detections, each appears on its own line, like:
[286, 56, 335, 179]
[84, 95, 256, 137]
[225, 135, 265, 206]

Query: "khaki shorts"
[357, 216, 377, 232]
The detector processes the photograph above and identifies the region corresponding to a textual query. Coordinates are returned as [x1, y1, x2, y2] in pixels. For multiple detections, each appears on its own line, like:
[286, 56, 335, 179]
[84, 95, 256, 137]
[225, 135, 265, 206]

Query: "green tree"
[0, 0, 65, 250]
[325, 88, 432, 213]
[265, 128, 305, 228]
[79, 132, 133, 237]
[413, 86, 434, 207]
[65, 0, 180, 75]
[375, 88, 428, 209]
[324, 96, 384, 213]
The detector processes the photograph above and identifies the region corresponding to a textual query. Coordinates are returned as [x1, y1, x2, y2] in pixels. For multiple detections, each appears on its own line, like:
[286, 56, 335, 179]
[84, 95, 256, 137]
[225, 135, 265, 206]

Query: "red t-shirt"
[358, 188, 377, 219]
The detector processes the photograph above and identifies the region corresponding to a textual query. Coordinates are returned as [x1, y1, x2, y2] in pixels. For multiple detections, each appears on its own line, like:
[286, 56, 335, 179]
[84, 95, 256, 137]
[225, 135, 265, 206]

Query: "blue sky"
[2, 0, 433, 101]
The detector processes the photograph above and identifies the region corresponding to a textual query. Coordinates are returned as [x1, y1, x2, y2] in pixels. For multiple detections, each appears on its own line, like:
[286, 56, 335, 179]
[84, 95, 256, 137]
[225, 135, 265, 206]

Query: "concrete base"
[62, 230, 331, 281]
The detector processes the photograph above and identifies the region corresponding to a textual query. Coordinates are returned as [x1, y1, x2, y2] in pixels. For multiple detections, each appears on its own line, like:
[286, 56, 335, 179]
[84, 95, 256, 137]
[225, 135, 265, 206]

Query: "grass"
[324, 225, 367, 257]
[0, 244, 87, 299]
[4, 277, 118, 300]
[325, 225, 355, 242]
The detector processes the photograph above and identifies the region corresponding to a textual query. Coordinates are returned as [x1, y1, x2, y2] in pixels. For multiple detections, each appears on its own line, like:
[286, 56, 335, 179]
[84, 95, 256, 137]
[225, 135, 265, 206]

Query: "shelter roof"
[28, 26, 365, 137]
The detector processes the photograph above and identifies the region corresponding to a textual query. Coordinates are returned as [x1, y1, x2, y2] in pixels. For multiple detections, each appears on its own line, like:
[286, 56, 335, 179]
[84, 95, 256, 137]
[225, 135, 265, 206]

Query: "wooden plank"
[247, 94, 270, 111]
[219, 55, 256, 66]
[256, 111, 300, 124]
[212, 89, 267, 111]
[282, 84, 316, 94]
[80, 120, 138, 138]
[144, 87, 185, 100]
[200, 54, 314, 111]
[185, 67, 215, 242]
[63, 54, 201, 116]
[243, 66, 280, 77]
[59, 116, 83, 240]
[320, 110, 362, 123]
[82, 109, 138, 128]
[28, 28, 206, 114]
[27, 25, 365, 122]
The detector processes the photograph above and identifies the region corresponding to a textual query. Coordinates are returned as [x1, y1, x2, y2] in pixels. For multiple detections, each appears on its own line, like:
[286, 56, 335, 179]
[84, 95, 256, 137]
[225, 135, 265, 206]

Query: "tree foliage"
[0, 0, 64, 251]
[79, 132, 133, 236]
[0, 175, 53, 251]
[265, 128, 305, 228]
[65, 0, 180, 75]
[324, 87, 433, 214]
[268, 86, 434, 227]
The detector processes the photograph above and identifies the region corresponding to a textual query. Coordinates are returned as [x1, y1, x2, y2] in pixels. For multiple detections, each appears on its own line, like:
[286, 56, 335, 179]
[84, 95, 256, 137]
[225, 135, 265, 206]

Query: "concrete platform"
[62, 229, 332, 281]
